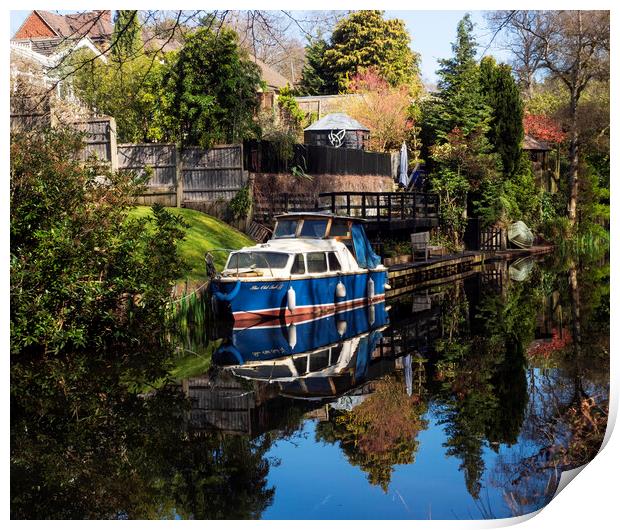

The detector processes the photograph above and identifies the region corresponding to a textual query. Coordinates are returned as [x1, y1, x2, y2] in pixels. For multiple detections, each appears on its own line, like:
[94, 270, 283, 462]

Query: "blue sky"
[10, 9, 508, 84]
[388, 10, 508, 85]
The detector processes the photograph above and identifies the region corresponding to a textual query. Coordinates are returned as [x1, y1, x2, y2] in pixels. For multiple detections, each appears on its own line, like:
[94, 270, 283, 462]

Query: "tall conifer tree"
[323, 10, 421, 92]
[296, 37, 335, 96]
[428, 14, 490, 142]
[480, 56, 524, 176]
[111, 10, 142, 62]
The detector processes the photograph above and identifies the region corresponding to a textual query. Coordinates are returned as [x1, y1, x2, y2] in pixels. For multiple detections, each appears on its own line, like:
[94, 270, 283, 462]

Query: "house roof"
[141, 27, 184, 53]
[10, 36, 107, 69]
[34, 10, 112, 40]
[22, 37, 64, 56]
[304, 113, 370, 132]
[250, 56, 291, 91]
[522, 134, 551, 151]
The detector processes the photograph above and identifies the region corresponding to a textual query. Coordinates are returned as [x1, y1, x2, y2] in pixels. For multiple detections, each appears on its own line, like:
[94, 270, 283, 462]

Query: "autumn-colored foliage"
[526, 328, 572, 359]
[523, 113, 566, 144]
[333, 374, 428, 491]
[345, 68, 415, 153]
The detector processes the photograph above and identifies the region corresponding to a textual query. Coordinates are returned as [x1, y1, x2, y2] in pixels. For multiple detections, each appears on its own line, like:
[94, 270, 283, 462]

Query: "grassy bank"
[129, 206, 254, 281]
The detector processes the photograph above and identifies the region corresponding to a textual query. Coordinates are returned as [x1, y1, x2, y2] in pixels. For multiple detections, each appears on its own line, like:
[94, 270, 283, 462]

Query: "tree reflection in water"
[11, 380, 276, 519]
[316, 373, 428, 491]
[11, 253, 609, 519]
[489, 254, 609, 516]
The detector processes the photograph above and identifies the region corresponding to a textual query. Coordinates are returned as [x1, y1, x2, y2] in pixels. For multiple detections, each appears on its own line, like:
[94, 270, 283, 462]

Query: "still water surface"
[11, 254, 609, 519]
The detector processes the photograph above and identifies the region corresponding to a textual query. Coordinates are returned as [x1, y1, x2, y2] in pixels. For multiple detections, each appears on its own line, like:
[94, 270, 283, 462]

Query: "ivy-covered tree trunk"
[567, 93, 580, 225]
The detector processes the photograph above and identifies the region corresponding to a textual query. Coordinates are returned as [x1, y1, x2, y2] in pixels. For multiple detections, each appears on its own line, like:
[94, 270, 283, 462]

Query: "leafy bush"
[277, 84, 307, 133]
[11, 129, 187, 395]
[228, 185, 253, 220]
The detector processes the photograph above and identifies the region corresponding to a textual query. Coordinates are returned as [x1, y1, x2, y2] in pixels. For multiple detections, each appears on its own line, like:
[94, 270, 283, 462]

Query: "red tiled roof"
[34, 10, 112, 40]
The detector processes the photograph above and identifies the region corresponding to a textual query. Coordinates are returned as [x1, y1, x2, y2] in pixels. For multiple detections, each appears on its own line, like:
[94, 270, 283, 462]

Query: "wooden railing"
[317, 192, 439, 222]
[253, 193, 318, 224]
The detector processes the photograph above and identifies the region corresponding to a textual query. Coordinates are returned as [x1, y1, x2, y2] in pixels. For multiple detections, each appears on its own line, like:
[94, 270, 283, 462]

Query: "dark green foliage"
[11, 128, 187, 414]
[475, 152, 541, 228]
[479, 56, 524, 176]
[429, 127, 502, 245]
[162, 27, 262, 147]
[71, 50, 172, 143]
[73, 26, 263, 146]
[228, 185, 253, 220]
[426, 14, 491, 145]
[323, 10, 421, 92]
[577, 156, 610, 232]
[11, 130, 273, 519]
[111, 10, 142, 61]
[296, 37, 336, 95]
[425, 15, 540, 239]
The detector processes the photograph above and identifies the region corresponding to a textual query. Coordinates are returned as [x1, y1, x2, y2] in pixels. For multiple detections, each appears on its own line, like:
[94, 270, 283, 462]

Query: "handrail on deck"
[317, 191, 439, 222]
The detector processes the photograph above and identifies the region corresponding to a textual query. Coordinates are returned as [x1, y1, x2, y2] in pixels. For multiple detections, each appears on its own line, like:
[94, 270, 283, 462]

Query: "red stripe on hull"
[232, 295, 386, 329]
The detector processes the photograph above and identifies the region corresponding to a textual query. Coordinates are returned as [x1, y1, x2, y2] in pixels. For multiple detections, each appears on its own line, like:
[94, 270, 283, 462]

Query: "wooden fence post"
[175, 145, 183, 208]
[246, 173, 255, 232]
[108, 117, 118, 171]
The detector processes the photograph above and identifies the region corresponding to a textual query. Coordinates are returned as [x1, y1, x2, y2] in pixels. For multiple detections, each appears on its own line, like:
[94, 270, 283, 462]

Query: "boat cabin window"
[227, 251, 289, 270]
[343, 240, 356, 258]
[309, 349, 331, 372]
[327, 252, 341, 271]
[329, 219, 350, 237]
[273, 219, 298, 238]
[306, 252, 328, 273]
[300, 219, 328, 238]
[290, 254, 306, 275]
[293, 356, 308, 376]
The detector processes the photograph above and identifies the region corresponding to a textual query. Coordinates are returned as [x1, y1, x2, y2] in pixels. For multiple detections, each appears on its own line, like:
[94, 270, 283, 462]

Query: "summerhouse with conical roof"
[304, 112, 370, 150]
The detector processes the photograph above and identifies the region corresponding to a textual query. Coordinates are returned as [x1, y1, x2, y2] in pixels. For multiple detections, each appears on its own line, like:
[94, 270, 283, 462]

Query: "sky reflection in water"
[11, 254, 610, 519]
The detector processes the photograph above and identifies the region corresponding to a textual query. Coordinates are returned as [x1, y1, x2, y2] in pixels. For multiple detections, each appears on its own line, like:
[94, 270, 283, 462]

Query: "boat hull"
[213, 301, 389, 365]
[508, 221, 534, 249]
[210, 269, 388, 325]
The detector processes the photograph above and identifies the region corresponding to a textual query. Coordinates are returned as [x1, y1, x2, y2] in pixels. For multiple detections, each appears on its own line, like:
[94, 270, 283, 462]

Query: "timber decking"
[385, 246, 554, 298]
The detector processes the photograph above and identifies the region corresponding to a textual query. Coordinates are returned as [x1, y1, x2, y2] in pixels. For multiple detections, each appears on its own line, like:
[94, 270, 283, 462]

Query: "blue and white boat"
[213, 303, 390, 400]
[210, 212, 389, 326]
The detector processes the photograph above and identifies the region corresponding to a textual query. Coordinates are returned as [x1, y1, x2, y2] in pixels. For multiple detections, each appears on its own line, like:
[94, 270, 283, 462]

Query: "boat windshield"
[227, 251, 290, 270]
[273, 220, 298, 238]
[299, 219, 328, 238]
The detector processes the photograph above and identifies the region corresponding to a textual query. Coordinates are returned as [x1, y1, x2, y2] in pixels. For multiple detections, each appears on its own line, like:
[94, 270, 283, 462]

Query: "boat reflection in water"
[213, 302, 391, 400]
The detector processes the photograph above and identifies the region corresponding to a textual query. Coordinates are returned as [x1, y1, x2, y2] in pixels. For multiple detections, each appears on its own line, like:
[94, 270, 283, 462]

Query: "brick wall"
[13, 12, 57, 39]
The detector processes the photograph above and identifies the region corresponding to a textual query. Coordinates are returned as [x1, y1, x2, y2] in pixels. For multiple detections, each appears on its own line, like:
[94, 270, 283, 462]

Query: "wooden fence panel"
[117, 143, 177, 185]
[74, 117, 116, 164]
[117, 143, 176, 207]
[181, 145, 247, 205]
[479, 227, 505, 251]
[244, 140, 393, 177]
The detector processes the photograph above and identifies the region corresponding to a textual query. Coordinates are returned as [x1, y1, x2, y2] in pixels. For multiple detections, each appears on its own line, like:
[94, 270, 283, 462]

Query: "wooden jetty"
[385, 245, 554, 298]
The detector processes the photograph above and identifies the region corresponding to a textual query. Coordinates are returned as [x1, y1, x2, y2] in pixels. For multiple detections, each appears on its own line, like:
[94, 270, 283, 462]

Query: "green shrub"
[228, 185, 252, 220]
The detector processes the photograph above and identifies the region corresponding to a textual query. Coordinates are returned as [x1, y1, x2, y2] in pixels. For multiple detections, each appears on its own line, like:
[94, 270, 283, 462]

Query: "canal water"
[11, 253, 609, 519]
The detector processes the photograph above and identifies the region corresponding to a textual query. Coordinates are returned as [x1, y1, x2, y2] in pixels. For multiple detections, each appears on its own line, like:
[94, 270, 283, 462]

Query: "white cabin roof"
[241, 238, 344, 253]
